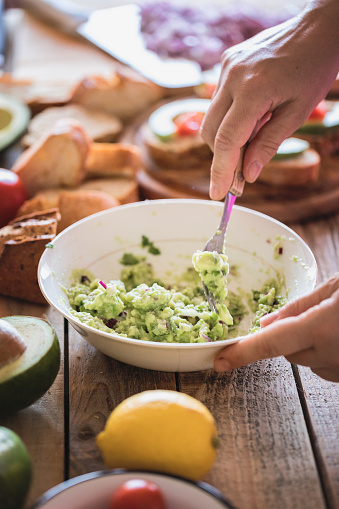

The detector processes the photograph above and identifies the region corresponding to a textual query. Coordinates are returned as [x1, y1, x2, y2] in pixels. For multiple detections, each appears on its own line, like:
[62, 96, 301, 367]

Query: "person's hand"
[201, 1, 339, 200]
[214, 274, 339, 382]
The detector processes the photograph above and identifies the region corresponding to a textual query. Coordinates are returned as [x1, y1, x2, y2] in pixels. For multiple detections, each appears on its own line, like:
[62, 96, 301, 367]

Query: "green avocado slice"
[0, 93, 30, 152]
[148, 98, 210, 141]
[0, 316, 60, 418]
[273, 137, 310, 160]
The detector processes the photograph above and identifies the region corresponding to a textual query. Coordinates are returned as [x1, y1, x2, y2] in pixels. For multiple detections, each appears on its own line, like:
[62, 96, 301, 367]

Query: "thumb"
[243, 105, 307, 182]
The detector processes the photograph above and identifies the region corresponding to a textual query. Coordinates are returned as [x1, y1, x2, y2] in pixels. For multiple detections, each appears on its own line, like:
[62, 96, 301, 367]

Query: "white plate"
[30, 470, 235, 509]
[38, 199, 317, 372]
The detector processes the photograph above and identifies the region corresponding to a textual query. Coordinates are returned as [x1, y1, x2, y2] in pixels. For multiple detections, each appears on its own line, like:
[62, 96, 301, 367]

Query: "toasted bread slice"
[22, 104, 123, 146]
[257, 149, 321, 187]
[12, 120, 90, 197]
[71, 70, 164, 122]
[85, 143, 142, 179]
[0, 209, 60, 304]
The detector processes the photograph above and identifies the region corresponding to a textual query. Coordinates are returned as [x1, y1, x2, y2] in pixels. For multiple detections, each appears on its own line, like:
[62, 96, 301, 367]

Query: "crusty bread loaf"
[17, 188, 120, 233]
[0, 209, 60, 304]
[71, 70, 164, 122]
[22, 104, 123, 147]
[85, 143, 142, 179]
[257, 149, 321, 187]
[12, 120, 91, 197]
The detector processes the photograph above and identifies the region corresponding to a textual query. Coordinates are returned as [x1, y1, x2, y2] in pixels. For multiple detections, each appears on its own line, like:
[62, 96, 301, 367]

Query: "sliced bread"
[17, 188, 120, 233]
[257, 148, 321, 187]
[0, 209, 60, 304]
[22, 103, 123, 146]
[12, 120, 91, 197]
[85, 142, 142, 179]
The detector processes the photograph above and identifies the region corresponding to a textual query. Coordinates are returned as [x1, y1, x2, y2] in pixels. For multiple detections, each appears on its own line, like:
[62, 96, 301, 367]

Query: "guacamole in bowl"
[38, 199, 317, 372]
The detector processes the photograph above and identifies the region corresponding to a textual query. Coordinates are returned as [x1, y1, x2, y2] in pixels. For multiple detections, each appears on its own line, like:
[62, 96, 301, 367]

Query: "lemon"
[97, 390, 218, 481]
[0, 427, 32, 509]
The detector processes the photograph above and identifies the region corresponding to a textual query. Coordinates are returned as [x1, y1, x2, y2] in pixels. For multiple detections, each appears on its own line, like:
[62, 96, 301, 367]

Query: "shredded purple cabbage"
[99, 280, 107, 289]
[139, 1, 292, 70]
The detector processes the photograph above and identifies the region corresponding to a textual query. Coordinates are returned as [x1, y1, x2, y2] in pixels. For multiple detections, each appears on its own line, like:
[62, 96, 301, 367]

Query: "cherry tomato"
[109, 479, 167, 509]
[196, 82, 216, 99]
[174, 111, 204, 136]
[308, 101, 328, 121]
[0, 168, 28, 228]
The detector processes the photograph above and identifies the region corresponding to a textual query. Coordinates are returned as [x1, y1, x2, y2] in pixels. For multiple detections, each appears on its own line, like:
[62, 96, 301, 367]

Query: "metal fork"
[202, 145, 246, 313]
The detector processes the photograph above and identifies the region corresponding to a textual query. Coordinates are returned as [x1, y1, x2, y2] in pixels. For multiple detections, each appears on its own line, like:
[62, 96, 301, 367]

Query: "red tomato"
[174, 111, 204, 136]
[0, 168, 28, 228]
[110, 479, 167, 509]
[308, 101, 328, 121]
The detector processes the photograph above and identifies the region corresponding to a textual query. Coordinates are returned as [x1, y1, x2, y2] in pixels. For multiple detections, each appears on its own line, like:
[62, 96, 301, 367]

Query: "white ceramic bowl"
[38, 199, 317, 372]
[29, 470, 235, 509]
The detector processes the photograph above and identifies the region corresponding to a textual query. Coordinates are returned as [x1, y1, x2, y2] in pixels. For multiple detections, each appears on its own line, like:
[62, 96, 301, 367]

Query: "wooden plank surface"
[290, 216, 339, 509]
[0, 302, 65, 508]
[179, 359, 326, 509]
[67, 326, 177, 478]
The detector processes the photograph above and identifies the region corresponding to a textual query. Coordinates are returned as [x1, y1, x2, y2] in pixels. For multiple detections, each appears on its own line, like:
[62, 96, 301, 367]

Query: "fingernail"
[214, 357, 231, 372]
[247, 161, 263, 182]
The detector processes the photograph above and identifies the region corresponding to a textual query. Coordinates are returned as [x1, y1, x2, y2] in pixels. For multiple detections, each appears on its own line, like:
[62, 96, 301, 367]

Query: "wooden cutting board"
[121, 101, 339, 223]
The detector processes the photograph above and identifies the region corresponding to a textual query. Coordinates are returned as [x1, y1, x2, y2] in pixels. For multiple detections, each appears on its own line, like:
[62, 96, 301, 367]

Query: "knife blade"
[22, 0, 202, 89]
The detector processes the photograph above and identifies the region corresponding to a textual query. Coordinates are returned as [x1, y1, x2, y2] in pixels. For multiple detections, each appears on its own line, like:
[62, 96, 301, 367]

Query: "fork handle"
[229, 145, 246, 197]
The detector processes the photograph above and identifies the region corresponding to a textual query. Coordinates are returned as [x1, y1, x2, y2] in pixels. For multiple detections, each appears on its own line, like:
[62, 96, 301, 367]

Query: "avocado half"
[0, 316, 60, 418]
[0, 93, 30, 151]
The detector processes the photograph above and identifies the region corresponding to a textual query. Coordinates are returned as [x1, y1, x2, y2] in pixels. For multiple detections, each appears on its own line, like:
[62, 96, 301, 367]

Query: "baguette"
[12, 120, 91, 197]
[85, 143, 142, 179]
[22, 104, 123, 147]
[0, 209, 60, 304]
[257, 148, 321, 187]
[71, 70, 163, 122]
[17, 189, 120, 233]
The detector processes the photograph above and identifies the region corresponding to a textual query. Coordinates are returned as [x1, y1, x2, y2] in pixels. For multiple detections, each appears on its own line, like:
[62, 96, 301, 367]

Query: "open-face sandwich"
[141, 98, 213, 169]
[257, 138, 321, 187]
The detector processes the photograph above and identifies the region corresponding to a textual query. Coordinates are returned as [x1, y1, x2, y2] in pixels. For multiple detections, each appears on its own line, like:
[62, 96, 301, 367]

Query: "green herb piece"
[119, 253, 145, 266]
[141, 235, 161, 255]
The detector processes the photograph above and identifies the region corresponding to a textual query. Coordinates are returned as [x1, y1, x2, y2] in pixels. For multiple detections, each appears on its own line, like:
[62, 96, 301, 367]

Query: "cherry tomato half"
[174, 111, 205, 136]
[308, 101, 328, 121]
[0, 168, 28, 228]
[110, 479, 167, 509]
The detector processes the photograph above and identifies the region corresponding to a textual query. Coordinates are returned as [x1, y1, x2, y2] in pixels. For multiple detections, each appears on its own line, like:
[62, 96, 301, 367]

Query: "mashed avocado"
[66, 248, 286, 343]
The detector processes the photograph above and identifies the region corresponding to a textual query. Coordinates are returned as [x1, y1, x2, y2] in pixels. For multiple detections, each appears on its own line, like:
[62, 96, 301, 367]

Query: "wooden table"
[1, 6, 339, 509]
[0, 212, 338, 509]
